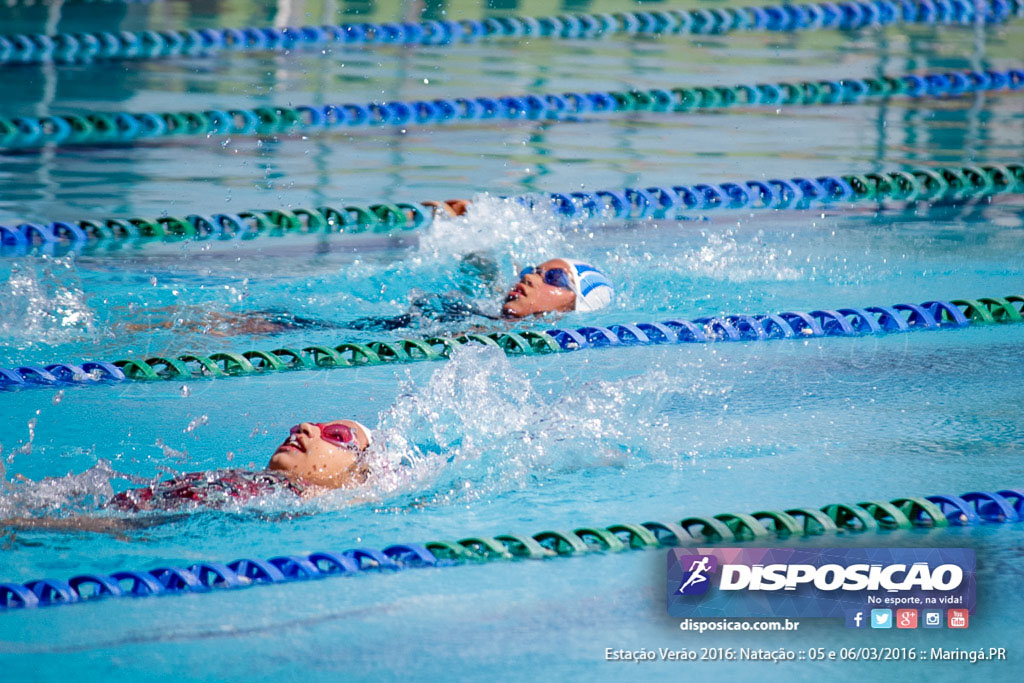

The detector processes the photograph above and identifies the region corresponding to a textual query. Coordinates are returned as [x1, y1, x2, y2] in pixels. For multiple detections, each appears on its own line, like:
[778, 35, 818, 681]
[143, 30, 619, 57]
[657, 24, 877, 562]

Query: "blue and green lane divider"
[0, 294, 1020, 392]
[1, 67, 1020, 150]
[1, 0, 1018, 67]
[2, 162, 1021, 254]
[1, 487, 1020, 611]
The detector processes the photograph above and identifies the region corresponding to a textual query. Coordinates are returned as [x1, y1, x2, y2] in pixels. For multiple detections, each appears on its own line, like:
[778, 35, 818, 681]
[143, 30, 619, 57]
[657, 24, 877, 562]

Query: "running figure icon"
[677, 556, 713, 594]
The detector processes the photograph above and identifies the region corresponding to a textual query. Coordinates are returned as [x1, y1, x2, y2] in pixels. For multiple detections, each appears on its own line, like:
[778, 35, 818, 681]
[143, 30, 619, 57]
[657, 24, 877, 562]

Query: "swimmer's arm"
[119, 308, 308, 337]
[0, 515, 181, 537]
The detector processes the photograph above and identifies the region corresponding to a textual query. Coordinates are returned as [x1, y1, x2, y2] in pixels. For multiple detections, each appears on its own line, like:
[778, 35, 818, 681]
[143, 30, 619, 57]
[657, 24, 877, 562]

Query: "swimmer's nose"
[297, 422, 320, 438]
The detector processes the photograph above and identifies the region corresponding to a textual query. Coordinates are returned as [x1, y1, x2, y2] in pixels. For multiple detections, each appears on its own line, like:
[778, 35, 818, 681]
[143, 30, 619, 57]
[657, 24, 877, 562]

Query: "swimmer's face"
[267, 420, 371, 489]
[501, 258, 576, 318]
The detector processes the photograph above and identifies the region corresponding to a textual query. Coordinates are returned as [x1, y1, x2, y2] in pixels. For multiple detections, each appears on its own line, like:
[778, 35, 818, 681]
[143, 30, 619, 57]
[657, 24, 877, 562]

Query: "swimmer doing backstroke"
[0, 420, 377, 533]
[121, 257, 615, 335]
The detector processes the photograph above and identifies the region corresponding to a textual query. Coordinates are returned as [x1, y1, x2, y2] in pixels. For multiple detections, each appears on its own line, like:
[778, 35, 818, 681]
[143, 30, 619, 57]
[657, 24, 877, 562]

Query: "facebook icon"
[845, 610, 866, 628]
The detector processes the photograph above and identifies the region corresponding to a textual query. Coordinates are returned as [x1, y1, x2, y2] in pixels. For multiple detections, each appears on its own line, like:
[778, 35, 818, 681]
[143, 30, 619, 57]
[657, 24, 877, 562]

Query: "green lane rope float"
[1, 294, 1020, 391]
[1, 487, 1020, 611]
[1, 67, 1020, 151]
[2, 163, 1021, 255]
[1, 0, 1017, 67]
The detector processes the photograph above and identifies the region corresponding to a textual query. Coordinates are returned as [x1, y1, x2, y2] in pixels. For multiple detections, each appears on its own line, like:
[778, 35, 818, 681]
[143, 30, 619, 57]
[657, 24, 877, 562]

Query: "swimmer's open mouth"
[505, 283, 527, 301]
[277, 435, 306, 453]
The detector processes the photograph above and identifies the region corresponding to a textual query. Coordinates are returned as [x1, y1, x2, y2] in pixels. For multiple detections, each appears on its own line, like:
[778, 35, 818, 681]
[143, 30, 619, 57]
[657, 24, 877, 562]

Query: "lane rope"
[514, 162, 1024, 221]
[1, 294, 1020, 391]
[0, 67, 1020, 150]
[1, 0, 159, 5]
[2, 162, 1021, 254]
[0, 0, 1018, 67]
[1, 487, 1020, 611]
[0, 202, 430, 250]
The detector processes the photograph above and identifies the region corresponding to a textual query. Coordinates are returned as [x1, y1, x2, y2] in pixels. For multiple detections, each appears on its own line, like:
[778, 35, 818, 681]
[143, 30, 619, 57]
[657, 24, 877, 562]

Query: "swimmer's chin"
[267, 450, 299, 473]
[501, 303, 564, 319]
[501, 298, 529, 318]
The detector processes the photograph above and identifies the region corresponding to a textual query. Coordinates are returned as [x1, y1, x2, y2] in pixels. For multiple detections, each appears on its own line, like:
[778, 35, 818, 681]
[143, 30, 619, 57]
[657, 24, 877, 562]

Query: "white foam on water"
[0, 257, 99, 346]
[332, 343, 765, 509]
[0, 459, 120, 518]
[416, 195, 569, 267]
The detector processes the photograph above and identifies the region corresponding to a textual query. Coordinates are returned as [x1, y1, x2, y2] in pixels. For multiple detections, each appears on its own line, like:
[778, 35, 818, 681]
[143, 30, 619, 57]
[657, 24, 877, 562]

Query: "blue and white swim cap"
[562, 259, 614, 312]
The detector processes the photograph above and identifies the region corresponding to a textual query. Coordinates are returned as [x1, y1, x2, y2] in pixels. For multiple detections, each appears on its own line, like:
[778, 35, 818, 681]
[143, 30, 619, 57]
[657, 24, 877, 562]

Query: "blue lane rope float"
[1, 0, 160, 6]
[0, 0, 1019, 67]
[1, 163, 1021, 255]
[1, 67, 1021, 151]
[1, 487, 1020, 611]
[0, 294, 1019, 392]
[512, 162, 1024, 221]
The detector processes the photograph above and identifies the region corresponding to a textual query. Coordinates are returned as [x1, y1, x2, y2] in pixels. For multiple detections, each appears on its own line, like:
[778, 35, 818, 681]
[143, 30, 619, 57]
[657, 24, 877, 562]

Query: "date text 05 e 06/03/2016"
[603, 647, 1009, 663]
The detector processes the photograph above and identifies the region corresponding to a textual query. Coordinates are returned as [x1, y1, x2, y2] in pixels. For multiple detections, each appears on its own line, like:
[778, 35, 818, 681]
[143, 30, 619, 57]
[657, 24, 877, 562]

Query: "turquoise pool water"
[0, 1, 1022, 680]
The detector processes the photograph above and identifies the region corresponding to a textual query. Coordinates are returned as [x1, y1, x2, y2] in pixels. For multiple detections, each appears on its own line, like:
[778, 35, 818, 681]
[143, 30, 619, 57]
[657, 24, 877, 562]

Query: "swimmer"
[118, 255, 614, 335]
[0, 420, 375, 533]
[351, 256, 614, 330]
[107, 419, 374, 512]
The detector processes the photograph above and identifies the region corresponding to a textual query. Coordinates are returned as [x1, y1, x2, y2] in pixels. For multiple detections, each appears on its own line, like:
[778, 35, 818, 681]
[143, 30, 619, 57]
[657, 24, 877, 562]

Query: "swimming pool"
[1, 0, 1022, 680]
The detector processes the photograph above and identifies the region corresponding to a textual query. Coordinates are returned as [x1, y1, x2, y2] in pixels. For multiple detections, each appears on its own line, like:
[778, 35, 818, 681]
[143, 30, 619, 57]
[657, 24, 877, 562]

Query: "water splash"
[0, 257, 99, 346]
[349, 344, 723, 507]
[154, 438, 190, 464]
[666, 229, 801, 283]
[298, 196, 571, 322]
[0, 460, 122, 518]
[4, 417, 38, 463]
[184, 415, 210, 434]
[417, 195, 569, 268]
[419, 201, 800, 287]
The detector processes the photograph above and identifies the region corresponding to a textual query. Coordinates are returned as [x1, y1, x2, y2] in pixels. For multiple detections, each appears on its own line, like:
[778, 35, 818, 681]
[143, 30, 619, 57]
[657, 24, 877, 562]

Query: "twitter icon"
[871, 609, 893, 629]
